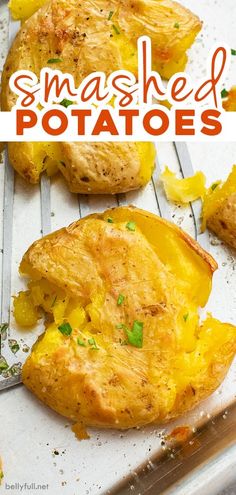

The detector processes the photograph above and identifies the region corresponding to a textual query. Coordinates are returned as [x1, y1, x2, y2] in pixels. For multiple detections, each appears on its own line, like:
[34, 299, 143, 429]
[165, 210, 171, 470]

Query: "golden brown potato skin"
[203, 166, 236, 249]
[59, 142, 154, 194]
[20, 207, 236, 429]
[207, 193, 236, 250]
[1, 0, 201, 191]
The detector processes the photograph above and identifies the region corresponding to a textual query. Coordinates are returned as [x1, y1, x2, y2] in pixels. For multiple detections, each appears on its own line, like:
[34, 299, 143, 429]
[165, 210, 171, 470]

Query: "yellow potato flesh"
[13, 207, 236, 429]
[160, 167, 206, 203]
[8, 0, 46, 21]
[13, 291, 39, 327]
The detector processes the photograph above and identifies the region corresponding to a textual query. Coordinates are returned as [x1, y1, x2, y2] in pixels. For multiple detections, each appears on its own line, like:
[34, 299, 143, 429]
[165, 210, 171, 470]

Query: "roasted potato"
[14, 206, 236, 429]
[203, 166, 236, 249]
[2, 0, 202, 192]
[7, 141, 156, 194]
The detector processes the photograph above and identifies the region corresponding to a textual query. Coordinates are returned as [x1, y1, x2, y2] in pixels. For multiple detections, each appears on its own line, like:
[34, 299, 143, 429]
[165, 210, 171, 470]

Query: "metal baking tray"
[0, 1, 236, 493]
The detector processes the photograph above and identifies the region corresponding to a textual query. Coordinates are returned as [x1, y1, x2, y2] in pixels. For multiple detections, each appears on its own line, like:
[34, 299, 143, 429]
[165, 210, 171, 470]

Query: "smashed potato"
[203, 166, 236, 249]
[14, 206, 236, 429]
[7, 141, 156, 194]
[2, 0, 202, 192]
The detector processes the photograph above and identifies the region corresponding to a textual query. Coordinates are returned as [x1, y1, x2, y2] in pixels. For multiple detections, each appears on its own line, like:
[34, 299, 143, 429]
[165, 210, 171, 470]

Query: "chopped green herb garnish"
[126, 321, 143, 348]
[47, 58, 63, 64]
[0, 323, 8, 336]
[117, 294, 125, 306]
[183, 313, 189, 322]
[51, 295, 57, 307]
[60, 99, 74, 108]
[174, 22, 180, 28]
[221, 89, 229, 99]
[0, 356, 9, 373]
[58, 322, 72, 336]
[77, 337, 86, 347]
[88, 337, 99, 350]
[107, 217, 114, 223]
[120, 339, 128, 346]
[231, 49, 236, 56]
[8, 339, 20, 354]
[9, 363, 22, 376]
[112, 24, 120, 35]
[108, 10, 114, 20]
[126, 221, 136, 232]
[211, 183, 219, 191]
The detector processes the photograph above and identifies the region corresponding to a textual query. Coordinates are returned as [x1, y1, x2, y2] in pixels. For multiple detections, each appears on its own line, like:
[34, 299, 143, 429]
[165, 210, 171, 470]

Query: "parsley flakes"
[112, 24, 120, 35]
[77, 338, 86, 347]
[88, 337, 99, 350]
[8, 339, 20, 354]
[60, 99, 74, 108]
[0, 323, 8, 335]
[126, 221, 136, 231]
[116, 321, 143, 348]
[117, 294, 125, 306]
[47, 58, 63, 64]
[58, 322, 72, 336]
[211, 183, 219, 191]
[221, 89, 229, 99]
[0, 356, 9, 372]
[126, 321, 143, 348]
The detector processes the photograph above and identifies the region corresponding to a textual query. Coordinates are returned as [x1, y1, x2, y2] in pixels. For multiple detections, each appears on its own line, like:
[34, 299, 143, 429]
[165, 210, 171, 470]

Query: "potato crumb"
[72, 423, 90, 440]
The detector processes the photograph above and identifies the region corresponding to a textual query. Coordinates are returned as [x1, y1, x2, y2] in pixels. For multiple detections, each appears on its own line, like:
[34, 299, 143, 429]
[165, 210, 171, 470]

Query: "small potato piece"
[160, 167, 206, 203]
[207, 193, 236, 249]
[13, 291, 39, 327]
[16, 206, 236, 429]
[203, 166, 236, 249]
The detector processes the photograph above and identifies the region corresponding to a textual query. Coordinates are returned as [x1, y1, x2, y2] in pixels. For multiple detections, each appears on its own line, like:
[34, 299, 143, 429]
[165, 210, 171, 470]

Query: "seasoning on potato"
[14, 206, 236, 429]
[202, 165, 236, 249]
[1, 0, 202, 193]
